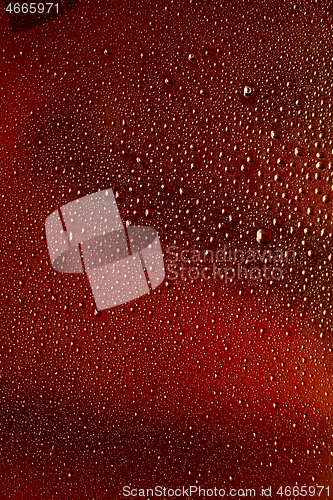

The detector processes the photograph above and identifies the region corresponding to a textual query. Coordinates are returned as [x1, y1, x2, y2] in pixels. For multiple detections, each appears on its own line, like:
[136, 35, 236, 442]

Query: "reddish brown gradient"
[1, 1, 333, 498]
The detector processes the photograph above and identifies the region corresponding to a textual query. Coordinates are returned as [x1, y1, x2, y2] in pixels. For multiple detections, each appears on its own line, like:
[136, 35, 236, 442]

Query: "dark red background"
[0, 0, 333, 498]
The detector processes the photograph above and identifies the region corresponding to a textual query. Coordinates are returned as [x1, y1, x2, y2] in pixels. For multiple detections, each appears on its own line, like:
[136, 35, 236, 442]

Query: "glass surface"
[1, 1, 332, 498]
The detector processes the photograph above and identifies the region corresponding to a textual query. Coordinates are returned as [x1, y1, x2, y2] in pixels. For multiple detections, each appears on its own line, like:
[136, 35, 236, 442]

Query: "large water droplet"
[256, 228, 272, 245]
[136, 156, 148, 165]
[243, 86, 253, 97]
[271, 130, 281, 139]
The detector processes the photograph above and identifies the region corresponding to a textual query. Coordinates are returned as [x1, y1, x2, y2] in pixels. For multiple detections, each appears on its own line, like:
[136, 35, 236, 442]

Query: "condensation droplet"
[243, 86, 253, 97]
[136, 156, 148, 165]
[271, 130, 280, 139]
[256, 228, 272, 245]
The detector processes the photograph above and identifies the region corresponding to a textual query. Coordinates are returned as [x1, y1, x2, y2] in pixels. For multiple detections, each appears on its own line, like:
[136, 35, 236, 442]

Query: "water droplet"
[243, 86, 253, 97]
[271, 130, 281, 139]
[136, 156, 148, 165]
[188, 54, 195, 61]
[316, 161, 325, 169]
[256, 228, 272, 245]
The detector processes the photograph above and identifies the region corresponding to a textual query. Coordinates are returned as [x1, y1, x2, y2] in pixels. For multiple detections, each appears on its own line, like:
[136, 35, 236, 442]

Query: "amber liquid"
[0, 1, 332, 498]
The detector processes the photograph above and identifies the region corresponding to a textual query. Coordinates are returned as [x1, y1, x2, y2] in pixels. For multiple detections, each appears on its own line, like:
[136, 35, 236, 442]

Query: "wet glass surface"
[1, 1, 333, 498]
